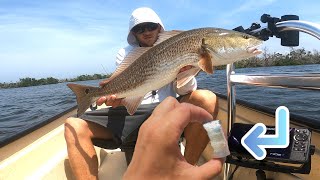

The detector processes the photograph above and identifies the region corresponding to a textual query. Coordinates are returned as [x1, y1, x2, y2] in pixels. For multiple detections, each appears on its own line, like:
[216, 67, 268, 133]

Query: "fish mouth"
[247, 46, 262, 55]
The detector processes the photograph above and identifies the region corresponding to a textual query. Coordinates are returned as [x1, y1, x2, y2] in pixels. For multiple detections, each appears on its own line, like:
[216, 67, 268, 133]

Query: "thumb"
[196, 158, 224, 179]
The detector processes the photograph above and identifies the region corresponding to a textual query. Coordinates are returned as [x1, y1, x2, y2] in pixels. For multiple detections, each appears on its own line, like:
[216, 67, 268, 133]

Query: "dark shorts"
[79, 102, 160, 148]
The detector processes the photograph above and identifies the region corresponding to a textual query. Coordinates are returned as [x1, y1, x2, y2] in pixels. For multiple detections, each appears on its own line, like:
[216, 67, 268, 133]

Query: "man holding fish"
[65, 7, 262, 179]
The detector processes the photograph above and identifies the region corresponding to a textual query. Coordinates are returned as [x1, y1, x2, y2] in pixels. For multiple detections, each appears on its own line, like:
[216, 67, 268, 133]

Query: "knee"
[182, 90, 218, 116]
[187, 89, 217, 105]
[64, 117, 90, 143]
[192, 90, 217, 102]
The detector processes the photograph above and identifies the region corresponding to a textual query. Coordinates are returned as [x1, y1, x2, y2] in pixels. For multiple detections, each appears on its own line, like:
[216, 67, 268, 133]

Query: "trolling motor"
[233, 14, 300, 46]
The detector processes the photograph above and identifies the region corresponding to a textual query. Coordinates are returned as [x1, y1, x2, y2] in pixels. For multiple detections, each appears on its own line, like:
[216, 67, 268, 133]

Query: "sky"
[1, 0, 320, 83]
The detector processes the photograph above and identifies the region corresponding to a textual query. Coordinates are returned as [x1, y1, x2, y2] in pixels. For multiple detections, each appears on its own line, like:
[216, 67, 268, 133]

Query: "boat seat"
[88, 105, 140, 165]
[92, 127, 139, 165]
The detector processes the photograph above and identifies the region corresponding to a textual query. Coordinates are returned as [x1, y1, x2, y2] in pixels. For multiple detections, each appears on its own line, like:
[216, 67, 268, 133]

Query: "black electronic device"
[228, 123, 312, 163]
[226, 123, 315, 174]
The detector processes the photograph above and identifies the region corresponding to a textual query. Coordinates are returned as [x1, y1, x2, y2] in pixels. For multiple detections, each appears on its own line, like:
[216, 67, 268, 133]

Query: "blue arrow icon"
[241, 106, 290, 160]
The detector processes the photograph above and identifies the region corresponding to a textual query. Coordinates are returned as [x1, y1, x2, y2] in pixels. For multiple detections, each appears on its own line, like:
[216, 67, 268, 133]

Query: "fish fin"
[100, 47, 151, 86]
[104, 30, 183, 86]
[198, 47, 214, 74]
[154, 30, 183, 46]
[67, 83, 100, 117]
[122, 96, 144, 115]
[176, 67, 201, 88]
[113, 47, 151, 76]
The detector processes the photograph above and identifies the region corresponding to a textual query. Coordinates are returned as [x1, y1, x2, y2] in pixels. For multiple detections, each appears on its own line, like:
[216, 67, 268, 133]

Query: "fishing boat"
[0, 16, 319, 180]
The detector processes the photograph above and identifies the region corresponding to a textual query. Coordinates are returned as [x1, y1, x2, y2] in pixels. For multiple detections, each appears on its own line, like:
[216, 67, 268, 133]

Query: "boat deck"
[0, 97, 319, 179]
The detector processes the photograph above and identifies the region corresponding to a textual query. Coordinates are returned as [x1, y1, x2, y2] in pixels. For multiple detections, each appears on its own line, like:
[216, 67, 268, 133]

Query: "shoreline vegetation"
[0, 74, 112, 89]
[1, 47, 319, 89]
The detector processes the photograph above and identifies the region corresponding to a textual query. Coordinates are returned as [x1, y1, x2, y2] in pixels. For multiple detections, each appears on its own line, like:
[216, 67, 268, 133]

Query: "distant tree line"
[0, 73, 111, 89]
[216, 47, 320, 69]
[66, 74, 111, 82]
[1, 48, 319, 89]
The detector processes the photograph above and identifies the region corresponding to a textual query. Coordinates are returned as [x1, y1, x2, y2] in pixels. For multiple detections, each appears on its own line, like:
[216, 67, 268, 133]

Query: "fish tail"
[67, 83, 101, 117]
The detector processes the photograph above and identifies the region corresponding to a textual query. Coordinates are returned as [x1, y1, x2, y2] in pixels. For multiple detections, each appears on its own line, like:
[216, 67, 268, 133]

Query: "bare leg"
[64, 117, 113, 180]
[179, 90, 219, 165]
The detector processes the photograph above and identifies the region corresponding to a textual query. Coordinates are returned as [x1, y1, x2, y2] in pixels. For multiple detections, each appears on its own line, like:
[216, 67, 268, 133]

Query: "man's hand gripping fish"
[68, 27, 262, 116]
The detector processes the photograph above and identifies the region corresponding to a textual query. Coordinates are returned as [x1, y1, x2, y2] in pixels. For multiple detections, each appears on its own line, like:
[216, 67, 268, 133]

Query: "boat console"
[224, 14, 320, 179]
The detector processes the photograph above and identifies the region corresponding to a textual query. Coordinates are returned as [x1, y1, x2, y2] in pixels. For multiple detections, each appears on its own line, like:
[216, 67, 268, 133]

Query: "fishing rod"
[233, 14, 300, 46]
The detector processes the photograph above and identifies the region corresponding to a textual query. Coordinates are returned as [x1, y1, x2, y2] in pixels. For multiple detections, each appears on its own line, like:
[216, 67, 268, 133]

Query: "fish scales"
[105, 29, 216, 94]
[67, 27, 262, 116]
[103, 30, 204, 97]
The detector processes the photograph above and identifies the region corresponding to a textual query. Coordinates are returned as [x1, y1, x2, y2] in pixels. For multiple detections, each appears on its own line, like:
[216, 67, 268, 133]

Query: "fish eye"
[85, 89, 90, 94]
[202, 38, 206, 44]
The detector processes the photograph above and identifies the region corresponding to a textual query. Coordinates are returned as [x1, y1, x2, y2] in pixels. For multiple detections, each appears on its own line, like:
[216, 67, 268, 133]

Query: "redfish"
[68, 28, 262, 116]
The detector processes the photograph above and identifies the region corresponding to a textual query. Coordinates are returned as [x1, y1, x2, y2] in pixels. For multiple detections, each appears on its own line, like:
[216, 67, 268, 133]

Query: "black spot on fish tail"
[67, 83, 100, 116]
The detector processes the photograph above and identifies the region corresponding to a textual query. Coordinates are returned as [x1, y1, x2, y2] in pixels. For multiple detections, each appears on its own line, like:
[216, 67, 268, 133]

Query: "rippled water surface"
[0, 64, 319, 144]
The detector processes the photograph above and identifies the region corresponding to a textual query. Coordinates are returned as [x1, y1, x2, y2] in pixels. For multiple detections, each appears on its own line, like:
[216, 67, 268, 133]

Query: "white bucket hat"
[127, 7, 165, 46]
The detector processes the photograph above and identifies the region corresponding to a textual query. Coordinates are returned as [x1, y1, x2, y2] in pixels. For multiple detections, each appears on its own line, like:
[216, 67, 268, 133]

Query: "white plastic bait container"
[203, 120, 230, 158]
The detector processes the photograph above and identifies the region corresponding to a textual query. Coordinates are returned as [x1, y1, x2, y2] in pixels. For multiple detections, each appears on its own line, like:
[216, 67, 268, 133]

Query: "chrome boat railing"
[224, 20, 320, 179]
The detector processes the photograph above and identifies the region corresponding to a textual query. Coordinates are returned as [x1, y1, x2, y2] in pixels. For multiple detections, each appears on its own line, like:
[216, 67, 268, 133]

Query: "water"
[0, 80, 98, 144]
[0, 64, 319, 144]
[197, 64, 320, 120]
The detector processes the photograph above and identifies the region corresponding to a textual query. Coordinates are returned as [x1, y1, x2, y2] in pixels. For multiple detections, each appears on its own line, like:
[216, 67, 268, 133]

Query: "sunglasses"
[131, 23, 159, 34]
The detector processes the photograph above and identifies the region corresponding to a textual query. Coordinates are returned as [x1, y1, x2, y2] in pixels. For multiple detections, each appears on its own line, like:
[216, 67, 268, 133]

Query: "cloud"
[0, 0, 131, 82]
[1, 0, 319, 82]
